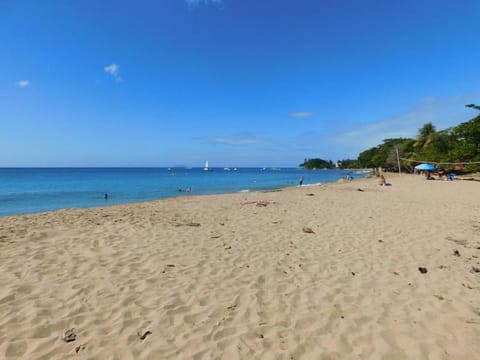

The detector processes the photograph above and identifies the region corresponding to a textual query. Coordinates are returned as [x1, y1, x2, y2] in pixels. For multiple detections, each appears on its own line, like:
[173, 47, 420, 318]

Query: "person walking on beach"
[299, 176, 304, 186]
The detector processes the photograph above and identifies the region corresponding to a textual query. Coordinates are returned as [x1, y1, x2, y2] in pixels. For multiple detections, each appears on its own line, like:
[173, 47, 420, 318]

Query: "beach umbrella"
[414, 163, 436, 171]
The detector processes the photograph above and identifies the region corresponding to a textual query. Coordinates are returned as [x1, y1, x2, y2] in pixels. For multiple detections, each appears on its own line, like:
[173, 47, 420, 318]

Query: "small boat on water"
[204, 161, 212, 171]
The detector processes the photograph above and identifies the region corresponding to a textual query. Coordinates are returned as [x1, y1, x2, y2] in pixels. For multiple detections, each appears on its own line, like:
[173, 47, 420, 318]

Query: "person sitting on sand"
[438, 169, 446, 180]
[378, 174, 386, 186]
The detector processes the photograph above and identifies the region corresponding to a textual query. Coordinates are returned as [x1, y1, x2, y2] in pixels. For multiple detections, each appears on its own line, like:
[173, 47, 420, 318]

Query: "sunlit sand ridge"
[0, 174, 479, 359]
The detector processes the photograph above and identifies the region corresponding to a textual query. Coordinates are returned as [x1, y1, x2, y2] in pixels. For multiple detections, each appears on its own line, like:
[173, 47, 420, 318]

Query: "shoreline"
[1, 174, 479, 359]
[0, 171, 371, 219]
[0, 168, 371, 218]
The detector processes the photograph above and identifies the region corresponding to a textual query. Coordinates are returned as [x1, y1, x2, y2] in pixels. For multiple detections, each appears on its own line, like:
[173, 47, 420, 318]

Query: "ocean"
[0, 167, 370, 216]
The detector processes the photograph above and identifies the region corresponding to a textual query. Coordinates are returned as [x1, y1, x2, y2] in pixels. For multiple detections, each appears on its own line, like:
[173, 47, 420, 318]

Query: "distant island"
[299, 158, 335, 169]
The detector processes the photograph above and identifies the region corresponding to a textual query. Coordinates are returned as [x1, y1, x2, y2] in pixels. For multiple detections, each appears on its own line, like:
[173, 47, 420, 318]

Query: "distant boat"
[204, 161, 211, 171]
[223, 167, 231, 171]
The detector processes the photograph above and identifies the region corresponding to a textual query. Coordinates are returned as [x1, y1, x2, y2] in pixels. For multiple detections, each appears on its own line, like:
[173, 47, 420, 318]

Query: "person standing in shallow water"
[299, 176, 304, 186]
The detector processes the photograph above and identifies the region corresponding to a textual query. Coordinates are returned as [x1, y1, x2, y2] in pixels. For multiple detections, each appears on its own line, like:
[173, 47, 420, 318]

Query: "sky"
[1, 0, 480, 167]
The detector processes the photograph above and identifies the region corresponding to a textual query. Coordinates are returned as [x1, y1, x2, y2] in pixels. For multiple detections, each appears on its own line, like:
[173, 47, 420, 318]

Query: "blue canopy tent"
[414, 163, 436, 171]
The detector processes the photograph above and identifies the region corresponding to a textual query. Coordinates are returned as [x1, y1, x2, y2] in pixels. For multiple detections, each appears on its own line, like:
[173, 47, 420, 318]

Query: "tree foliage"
[466, 104, 480, 111]
[300, 105, 480, 173]
[300, 158, 334, 169]
[337, 159, 359, 169]
[357, 138, 412, 170]
[414, 122, 436, 150]
[353, 105, 480, 172]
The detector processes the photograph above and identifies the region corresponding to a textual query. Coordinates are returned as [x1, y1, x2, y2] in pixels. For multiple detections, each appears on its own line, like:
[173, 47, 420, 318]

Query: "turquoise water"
[0, 168, 369, 216]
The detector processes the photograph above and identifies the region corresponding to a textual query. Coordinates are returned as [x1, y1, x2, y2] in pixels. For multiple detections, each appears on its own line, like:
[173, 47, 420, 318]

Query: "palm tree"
[466, 104, 480, 111]
[414, 122, 436, 150]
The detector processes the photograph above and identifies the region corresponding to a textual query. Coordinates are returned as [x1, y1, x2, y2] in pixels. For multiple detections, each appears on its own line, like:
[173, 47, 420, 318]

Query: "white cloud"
[104, 64, 122, 82]
[209, 136, 265, 145]
[185, 0, 223, 7]
[16, 80, 30, 87]
[289, 112, 313, 119]
[330, 94, 480, 154]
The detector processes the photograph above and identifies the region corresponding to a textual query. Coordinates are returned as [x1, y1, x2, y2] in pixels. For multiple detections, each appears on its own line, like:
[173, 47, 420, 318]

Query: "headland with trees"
[300, 104, 480, 173]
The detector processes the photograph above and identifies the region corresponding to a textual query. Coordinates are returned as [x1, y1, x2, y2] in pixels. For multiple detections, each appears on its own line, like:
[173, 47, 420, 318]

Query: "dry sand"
[0, 174, 479, 359]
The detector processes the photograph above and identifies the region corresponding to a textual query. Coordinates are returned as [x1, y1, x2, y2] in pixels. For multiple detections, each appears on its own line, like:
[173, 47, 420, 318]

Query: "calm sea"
[0, 168, 369, 216]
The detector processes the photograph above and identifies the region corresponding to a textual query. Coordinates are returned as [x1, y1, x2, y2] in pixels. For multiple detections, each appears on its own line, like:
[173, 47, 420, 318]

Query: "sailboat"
[203, 160, 211, 171]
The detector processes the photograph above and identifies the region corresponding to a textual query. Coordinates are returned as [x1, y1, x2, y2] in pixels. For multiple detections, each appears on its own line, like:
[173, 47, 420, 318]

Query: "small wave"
[301, 182, 322, 187]
[238, 189, 250, 193]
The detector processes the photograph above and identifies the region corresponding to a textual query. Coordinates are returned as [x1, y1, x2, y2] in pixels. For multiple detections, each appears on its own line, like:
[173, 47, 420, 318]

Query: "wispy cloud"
[104, 64, 122, 82]
[330, 94, 480, 154]
[185, 0, 223, 7]
[208, 136, 266, 146]
[16, 80, 30, 88]
[289, 112, 313, 119]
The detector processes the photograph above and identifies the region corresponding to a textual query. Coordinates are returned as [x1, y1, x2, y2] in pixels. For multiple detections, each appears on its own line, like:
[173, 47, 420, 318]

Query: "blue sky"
[1, 0, 479, 167]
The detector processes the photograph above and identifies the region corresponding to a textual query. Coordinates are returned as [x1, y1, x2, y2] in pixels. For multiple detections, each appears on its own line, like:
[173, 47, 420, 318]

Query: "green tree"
[466, 104, 480, 111]
[448, 112, 480, 171]
[300, 158, 334, 169]
[300, 104, 480, 173]
[414, 122, 437, 150]
[357, 138, 411, 170]
[337, 159, 359, 169]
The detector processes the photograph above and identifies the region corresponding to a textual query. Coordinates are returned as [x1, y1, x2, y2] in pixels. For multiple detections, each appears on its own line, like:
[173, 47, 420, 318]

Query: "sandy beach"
[0, 174, 479, 359]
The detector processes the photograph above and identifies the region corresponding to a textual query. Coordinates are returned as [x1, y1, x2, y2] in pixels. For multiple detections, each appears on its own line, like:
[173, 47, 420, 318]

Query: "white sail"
[204, 161, 209, 171]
